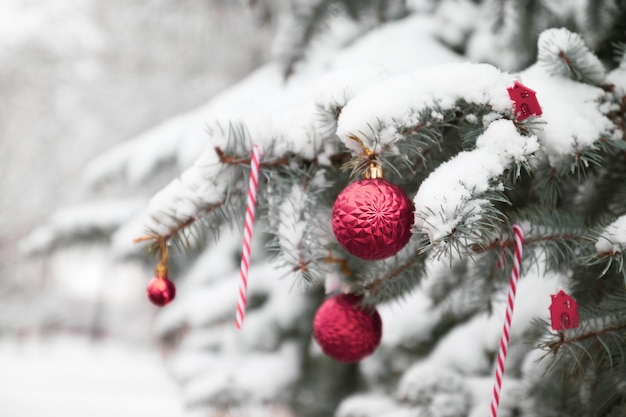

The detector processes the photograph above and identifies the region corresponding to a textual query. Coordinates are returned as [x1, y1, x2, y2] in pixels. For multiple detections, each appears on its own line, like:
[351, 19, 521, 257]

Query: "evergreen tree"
[24, 1, 626, 416]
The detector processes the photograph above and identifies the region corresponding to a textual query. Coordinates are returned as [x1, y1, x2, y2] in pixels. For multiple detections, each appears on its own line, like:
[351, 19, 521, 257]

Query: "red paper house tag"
[549, 290, 580, 331]
[507, 81, 542, 121]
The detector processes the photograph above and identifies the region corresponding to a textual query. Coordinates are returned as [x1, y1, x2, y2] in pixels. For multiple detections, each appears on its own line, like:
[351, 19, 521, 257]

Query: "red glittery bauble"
[332, 178, 413, 260]
[312, 293, 382, 363]
[146, 276, 176, 306]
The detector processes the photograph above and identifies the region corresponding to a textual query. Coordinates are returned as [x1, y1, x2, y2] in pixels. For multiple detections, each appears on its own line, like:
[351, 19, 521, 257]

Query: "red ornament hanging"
[332, 162, 413, 260]
[312, 293, 382, 363]
[147, 275, 176, 306]
[146, 238, 176, 307]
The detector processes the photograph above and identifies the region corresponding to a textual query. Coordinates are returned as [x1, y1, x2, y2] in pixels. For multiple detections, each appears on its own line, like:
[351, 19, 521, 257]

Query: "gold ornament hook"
[346, 134, 384, 179]
[347, 134, 374, 158]
[155, 237, 169, 278]
[365, 161, 384, 179]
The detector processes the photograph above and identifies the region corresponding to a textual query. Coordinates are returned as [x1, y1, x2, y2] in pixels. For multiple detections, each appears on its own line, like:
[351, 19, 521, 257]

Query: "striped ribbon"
[235, 144, 262, 329]
[489, 224, 524, 417]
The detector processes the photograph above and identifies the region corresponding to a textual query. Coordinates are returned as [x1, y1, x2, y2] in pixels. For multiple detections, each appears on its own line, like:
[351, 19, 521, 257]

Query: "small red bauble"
[146, 276, 176, 306]
[332, 178, 413, 260]
[312, 293, 382, 362]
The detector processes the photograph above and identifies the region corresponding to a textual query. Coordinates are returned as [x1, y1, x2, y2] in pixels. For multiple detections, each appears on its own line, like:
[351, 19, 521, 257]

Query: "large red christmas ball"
[147, 276, 176, 306]
[312, 293, 382, 362]
[332, 178, 413, 260]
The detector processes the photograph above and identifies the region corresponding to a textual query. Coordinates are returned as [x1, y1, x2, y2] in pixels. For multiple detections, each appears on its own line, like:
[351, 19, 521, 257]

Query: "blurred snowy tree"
[3, 0, 273, 340]
[21, 1, 626, 417]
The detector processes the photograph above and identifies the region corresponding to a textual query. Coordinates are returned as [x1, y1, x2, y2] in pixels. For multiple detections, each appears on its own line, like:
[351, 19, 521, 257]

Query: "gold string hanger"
[347, 134, 383, 179]
[155, 237, 169, 278]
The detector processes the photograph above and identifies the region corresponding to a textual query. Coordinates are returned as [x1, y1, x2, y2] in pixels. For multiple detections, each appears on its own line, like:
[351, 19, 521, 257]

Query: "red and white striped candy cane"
[235, 144, 262, 329]
[489, 224, 524, 417]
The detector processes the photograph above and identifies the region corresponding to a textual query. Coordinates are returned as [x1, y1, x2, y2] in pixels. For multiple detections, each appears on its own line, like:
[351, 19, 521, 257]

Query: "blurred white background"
[0, 0, 275, 415]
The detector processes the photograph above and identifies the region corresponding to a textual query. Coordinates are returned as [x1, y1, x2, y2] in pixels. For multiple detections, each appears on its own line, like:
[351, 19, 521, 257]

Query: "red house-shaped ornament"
[507, 81, 542, 121]
[549, 290, 579, 331]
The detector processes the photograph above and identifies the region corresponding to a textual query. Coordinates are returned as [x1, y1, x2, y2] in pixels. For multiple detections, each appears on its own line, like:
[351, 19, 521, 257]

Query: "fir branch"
[558, 50, 577, 78]
[579, 146, 626, 219]
[606, 95, 626, 137]
[426, 256, 494, 315]
[277, 249, 353, 284]
[530, 135, 624, 208]
[512, 115, 546, 137]
[314, 101, 344, 140]
[342, 103, 481, 182]
[357, 239, 430, 305]
[614, 41, 626, 67]
[364, 252, 424, 294]
[214, 146, 292, 168]
[138, 120, 272, 255]
[536, 288, 626, 389]
[325, 252, 352, 276]
[215, 145, 353, 173]
[469, 231, 586, 255]
[538, 27, 607, 85]
[417, 190, 511, 260]
[585, 215, 626, 282]
[542, 322, 626, 359]
[264, 164, 339, 285]
[514, 207, 593, 259]
[590, 252, 626, 286]
[136, 198, 228, 254]
[466, 206, 605, 276]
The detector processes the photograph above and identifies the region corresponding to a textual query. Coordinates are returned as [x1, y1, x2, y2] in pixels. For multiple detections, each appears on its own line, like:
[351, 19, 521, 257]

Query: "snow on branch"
[537, 28, 606, 85]
[153, 258, 311, 407]
[314, 64, 391, 138]
[176, 342, 301, 407]
[413, 119, 539, 245]
[104, 15, 465, 254]
[607, 65, 626, 98]
[142, 143, 232, 239]
[397, 364, 471, 417]
[268, 178, 334, 284]
[596, 216, 626, 255]
[335, 62, 516, 154]
[519, 64, 618, 166]
[336, 394, 398, 417]
[138, 114, 329, 251]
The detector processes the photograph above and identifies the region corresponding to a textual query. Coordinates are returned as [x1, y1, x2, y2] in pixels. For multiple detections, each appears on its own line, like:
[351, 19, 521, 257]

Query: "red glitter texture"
[146, 276, 176, 306]
[312, 293, 382, 362]
[332, 178, 414, 260]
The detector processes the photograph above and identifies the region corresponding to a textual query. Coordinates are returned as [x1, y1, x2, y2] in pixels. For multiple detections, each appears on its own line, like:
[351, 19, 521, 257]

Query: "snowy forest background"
[1, 0, 274, 415]
[3, 0, 626, 417]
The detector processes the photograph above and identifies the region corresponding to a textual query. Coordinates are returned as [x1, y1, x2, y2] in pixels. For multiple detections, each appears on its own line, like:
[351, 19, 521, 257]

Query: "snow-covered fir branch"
[596, 215, 626, 255]
[537, 27, 606, 85]
[335, 63, 517, 155]
[413, 119, 539, 249]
